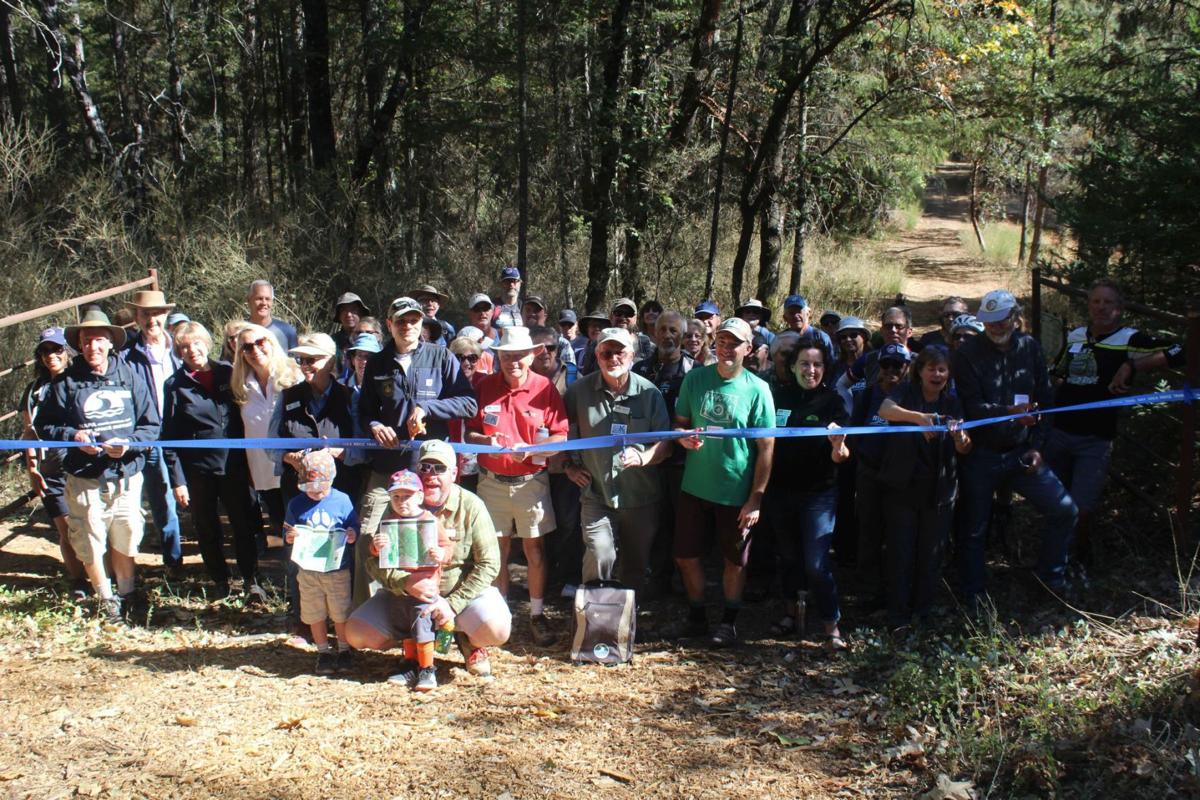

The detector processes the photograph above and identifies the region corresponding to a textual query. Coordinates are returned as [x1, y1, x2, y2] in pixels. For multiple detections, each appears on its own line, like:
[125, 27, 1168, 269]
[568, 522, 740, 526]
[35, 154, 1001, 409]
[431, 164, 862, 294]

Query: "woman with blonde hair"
[220, 319, 251, 362]
[232, 323, 302, 550]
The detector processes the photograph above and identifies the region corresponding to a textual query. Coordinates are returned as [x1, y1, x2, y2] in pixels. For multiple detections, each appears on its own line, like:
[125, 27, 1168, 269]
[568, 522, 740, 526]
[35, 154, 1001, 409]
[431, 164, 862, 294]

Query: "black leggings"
[185, 465, 262, 583]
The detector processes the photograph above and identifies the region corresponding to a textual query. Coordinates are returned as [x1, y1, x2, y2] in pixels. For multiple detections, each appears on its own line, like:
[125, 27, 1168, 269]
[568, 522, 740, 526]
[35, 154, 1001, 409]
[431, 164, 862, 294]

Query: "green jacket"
[365, 484, 500, 614]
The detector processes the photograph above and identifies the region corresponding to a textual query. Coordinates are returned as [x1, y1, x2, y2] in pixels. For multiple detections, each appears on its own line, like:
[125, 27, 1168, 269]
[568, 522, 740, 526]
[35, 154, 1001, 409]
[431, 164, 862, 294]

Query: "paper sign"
[378, 518, 441, 570]
[290, 525, 347, 573]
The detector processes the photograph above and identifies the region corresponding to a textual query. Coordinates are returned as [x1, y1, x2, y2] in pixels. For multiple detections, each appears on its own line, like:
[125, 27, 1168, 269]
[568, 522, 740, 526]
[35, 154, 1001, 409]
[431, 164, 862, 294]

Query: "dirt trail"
[887, 163, 1019, 324]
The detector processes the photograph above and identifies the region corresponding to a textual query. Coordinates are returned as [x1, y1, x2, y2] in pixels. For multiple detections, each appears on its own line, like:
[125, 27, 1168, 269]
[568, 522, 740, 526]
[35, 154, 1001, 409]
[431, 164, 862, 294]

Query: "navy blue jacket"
[360, 341, 478, 474]
[952, 331, 1053, 453]
[36, 355, 161, 480]
[161, 361, 247, 486]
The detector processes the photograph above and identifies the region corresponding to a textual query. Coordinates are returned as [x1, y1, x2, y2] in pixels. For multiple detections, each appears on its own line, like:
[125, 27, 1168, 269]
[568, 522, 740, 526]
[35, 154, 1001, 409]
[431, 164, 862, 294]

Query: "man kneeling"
[345, 440, 511, 684]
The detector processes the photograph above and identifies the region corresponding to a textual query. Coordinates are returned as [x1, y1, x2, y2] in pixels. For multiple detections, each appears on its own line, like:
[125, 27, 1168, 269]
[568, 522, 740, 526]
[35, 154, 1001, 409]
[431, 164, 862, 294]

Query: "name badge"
[285, 401, 301, 411]
[1013, 393, 1030, 406]
[483, 413, 500, 427]
[613, 405, 631, 416]
[1068, 342, 1083, 354]
[610, 423, 628, 436]
[484, 404, 502, 414]
[775, 409, 791, 427]
[706, 425, 723, 433]
[425, 378, 434, 386]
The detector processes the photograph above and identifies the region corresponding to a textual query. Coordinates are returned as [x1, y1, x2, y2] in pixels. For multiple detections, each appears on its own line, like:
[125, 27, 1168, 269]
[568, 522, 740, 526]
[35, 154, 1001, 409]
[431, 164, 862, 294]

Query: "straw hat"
[125, 290, 176, 310]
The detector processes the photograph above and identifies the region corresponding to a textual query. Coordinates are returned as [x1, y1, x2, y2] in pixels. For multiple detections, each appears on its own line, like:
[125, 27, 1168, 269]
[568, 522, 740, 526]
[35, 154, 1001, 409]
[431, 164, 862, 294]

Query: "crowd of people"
[18, 269, 1185, 690]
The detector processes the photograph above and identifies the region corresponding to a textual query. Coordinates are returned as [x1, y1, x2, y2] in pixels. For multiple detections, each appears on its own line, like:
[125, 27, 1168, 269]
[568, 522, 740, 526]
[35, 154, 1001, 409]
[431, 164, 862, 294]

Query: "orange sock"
[416, 641, 434, 669]
[402, 639, 416, 661]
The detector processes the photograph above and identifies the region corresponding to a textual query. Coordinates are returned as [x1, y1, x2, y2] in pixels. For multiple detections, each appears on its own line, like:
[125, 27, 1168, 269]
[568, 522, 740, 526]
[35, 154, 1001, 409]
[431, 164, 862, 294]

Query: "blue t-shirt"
[285, 488, 359, 571]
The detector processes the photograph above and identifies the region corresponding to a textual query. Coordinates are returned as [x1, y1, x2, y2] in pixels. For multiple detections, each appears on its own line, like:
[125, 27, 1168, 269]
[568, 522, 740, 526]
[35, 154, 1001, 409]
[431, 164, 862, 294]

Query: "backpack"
[569, 581, 635, 664]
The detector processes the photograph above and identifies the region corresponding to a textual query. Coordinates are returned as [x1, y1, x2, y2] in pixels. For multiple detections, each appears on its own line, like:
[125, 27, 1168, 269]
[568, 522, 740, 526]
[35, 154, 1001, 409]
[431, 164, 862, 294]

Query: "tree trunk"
[582, 0, 636, 312]
[238, 0, 259, 198]
[0, 4, 23, 128]
[516, 0, 530, 280]
[1018, 159, 1032, 265]
[1027, 0, 1056, 268]
[619, 15, 655, 303]
[302, 0, 336, 172]
[161, 0, 187, 167]
[668, 0, 722, 146]
[705, 6, 744, 300]
[970, 159, 986, 252]
[756, 191, 784, 304]
[788, 76, 810, 295]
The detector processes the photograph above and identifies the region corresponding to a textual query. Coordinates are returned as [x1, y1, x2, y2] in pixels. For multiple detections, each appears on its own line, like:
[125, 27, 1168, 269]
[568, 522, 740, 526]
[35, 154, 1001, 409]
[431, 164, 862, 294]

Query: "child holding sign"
[284, 450, 359, 675]
[369, 469, 449, 692]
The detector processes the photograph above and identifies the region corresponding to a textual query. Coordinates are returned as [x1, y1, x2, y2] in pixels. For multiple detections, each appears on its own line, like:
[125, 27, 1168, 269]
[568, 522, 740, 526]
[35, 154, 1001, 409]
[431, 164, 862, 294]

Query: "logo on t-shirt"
[302, 507, 341, 530]
[83, 388, 131, 421]
[700, 390, 741, 427]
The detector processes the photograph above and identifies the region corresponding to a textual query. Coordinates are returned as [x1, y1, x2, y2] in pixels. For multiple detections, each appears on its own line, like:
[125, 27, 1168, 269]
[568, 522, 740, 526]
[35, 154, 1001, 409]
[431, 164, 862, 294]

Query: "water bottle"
[531, 426, 550, 466]
[434, 620, 455, 655]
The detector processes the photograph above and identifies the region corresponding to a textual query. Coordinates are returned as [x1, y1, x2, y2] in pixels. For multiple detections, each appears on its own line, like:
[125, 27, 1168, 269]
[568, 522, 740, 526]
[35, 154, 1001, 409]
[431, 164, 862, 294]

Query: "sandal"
[770, 614, 797, 636]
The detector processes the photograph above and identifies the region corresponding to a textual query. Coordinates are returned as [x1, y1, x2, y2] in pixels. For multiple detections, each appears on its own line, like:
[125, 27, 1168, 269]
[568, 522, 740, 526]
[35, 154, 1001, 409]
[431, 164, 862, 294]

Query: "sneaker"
[466, 646, 492, 677]
[386, 661, 419, 687]
[529, 614, 557, 647]
[99, 596, 125, 626]
[335, 649, 354, 673]
[413, 666, 437, 692]
[314, 650, 337, 675]
[69, 579, 91, 603]
[709, 622, 738, 648]
[210, 581, 231, 601]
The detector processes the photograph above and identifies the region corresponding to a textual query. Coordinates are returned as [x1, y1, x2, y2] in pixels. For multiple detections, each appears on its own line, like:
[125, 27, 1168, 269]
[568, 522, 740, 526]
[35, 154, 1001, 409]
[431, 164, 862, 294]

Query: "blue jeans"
[143, 448, 181, 567]
[774, 487, 840, 625]
[1043, 427, 1113, 515]
[958, 448, 1078, 598]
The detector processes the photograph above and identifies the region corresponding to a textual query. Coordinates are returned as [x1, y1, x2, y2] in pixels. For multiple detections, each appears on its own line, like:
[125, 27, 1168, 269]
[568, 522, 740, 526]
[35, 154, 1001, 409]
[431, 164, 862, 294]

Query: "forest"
[0, 0, 1196, 329]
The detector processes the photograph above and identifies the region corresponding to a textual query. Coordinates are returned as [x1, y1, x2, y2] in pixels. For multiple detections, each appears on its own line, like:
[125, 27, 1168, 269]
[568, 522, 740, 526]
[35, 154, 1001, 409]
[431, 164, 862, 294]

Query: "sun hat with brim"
[610, 297, 638, 316]
[387, 469, 423, 494]
[333, 292, 371, 318]
[289, 332, 337, 359]
[166, 312, 190, 327]
[418, 439, 457, 469]
[494, 326, 545, 353]
[820, 310, 842, 325]
[412, 284, 449, 303]
[125, 289, 176, 310]
[66, 308, 127, 350]
[346, 332, 383, 354]
[951, 314, 985, 334]
[388, 297, 423, 319]
[716, 317, 753, 343]
[735, 298, 771, 322]
[597, 328, 634, 350]
[976, 289, 1020, 323]
[878, 343, 913, 364]
[836, 316, 869, 337]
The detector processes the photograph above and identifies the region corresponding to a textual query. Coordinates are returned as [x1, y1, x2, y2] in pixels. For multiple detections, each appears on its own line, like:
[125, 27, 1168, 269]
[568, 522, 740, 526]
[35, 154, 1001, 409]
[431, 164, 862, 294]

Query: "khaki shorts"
[297, 569, 353, 625]
[350, 586, 511, 647]
[65, 472, 145, 565]
[478, 471, 556, 539]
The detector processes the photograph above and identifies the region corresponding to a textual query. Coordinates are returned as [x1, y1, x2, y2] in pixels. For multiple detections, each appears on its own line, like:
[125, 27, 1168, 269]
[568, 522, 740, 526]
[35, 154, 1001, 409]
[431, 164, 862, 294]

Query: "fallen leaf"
[174, 715, 197, 727]
[532, 707, 559, 719]
[598, 767, 633, 783]
[769, 731, 813, 748]
[0, 771, 22, 781]
[920, 774, 976, 800]
[275, 717, 305, 730]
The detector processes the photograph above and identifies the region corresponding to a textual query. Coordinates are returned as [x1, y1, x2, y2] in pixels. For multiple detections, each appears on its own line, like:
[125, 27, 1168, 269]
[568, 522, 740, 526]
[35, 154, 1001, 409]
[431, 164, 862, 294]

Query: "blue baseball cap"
[36, 326, 68, 349]
[558, 309, 578, 324]
[347, 332, 382, 354]
[166, 312, 190, 327]
[976, 289, 1019, 323]
[783, 294, 809, 310]
[694, 300, 719, 317]
[878, 343, 912, 364]
[500, 266, 521, 281]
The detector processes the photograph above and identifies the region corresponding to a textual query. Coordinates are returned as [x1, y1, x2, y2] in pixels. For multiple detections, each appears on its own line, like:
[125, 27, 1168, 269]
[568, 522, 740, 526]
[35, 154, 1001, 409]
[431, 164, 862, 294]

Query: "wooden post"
[1031, 265, 1042, 340]
[1174, 297, 1199, 558]
[150, 267, 160, 291]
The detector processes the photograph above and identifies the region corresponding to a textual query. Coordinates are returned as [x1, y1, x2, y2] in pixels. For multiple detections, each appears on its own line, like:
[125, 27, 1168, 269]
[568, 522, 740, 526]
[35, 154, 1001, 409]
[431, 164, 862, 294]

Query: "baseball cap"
[166, 312, 190, 327]
[298, 449, 337, 491]
[597, 327, 634, 350]
[976, 290, 1019, 323]
[558, 309, 578, 324]
[819, 310, 842, 325]
[388, 296, 423, 319]
[387, 469, 423, 494]
[457, 326, 485, 343]
[347, 332, 383, 354]
[500, 266, 521, 281]
[467, 292, 494, 310]
[783, 294, 808, 310]
[715, 317, 753, 343]
[878, 343, 913, 364]
[523, 295, 546, 310]
[289, 333, 337, 359]
[418, 439, 456, 469]
[611, 297, 638, 315]
[36, 327, 68, 350]
[951, 314, 985, 334]
[694, 300, 719, 317]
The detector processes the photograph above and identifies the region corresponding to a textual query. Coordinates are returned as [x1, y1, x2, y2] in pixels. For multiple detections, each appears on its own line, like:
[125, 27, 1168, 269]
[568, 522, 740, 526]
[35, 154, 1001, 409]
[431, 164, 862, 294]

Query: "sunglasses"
[417, 462, 449, 475]
[836, 332, 861, 341]
[240, 337, 270, 354]
[298, 356, 326, 366]
[597, 350, 627, 360]
[879, 361, 907, 370]
[612, 310, 635, 319]
[941, 311, 962, 319]
[37, 345, 65, 356]
[460, 354, 481, 363]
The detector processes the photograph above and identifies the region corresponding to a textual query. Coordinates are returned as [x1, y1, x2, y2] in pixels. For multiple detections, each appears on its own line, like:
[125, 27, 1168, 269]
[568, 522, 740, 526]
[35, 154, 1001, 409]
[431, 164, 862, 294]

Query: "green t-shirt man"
[675, 363, 776, 506]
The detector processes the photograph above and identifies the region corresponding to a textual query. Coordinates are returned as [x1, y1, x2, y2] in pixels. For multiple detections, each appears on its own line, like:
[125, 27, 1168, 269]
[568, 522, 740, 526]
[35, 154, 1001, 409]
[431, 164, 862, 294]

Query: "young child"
[371, 469, 448, 692]
[284, 449, 359, 675]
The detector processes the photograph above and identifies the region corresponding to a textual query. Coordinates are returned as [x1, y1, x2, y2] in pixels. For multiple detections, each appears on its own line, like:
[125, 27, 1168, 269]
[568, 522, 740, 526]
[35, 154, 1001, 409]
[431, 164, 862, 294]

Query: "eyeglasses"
[612, 310, 634, 319]
[597, 350, 627, 360]
[417, 462, 449, 475]
[298, 356, 327, 366]
[881, 322, 908, 331]
[37, 346, 65, 357]
[836, 332, 860, 342]
[460, 354, 481, 363]
[240, 337, 269, 354]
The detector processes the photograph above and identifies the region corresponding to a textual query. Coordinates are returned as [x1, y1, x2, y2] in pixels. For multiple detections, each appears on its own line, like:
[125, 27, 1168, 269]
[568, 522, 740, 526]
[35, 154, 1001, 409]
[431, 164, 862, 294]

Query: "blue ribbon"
[7, 390, 1186, 455]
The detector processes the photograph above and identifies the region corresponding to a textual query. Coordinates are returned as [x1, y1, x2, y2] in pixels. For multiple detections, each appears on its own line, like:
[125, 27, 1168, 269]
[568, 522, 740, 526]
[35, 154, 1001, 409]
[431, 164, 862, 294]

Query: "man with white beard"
[952, 289, 1078, 610]
[564, 328, 672, 595]
[493, 266, 524, 330]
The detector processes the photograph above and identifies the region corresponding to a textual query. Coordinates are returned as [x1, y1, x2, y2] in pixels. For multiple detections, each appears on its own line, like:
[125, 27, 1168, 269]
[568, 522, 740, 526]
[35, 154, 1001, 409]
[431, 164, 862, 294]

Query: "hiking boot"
[529, 614, 557, 647]
[413, 666, 438, 692]
[335, 649, 355, 673]
[119, 591, 144, 626]
[210, 581, 231, 601]
[709, 622, 739, 648]
[386, 661, 419, 687]
[314, 650, 337, 676]
[99, 596, 125, 627]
